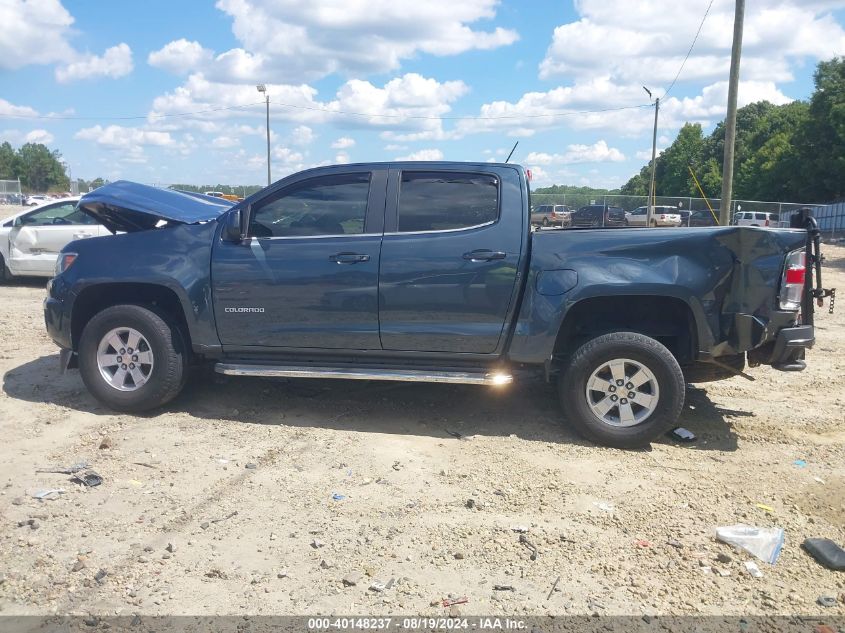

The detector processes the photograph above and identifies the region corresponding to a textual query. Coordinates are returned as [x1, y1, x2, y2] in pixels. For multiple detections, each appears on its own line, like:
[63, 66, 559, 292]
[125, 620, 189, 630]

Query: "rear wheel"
[558, 331, 684, 448]
[79, 304, 187, 412]
[0, 254, 12, 283]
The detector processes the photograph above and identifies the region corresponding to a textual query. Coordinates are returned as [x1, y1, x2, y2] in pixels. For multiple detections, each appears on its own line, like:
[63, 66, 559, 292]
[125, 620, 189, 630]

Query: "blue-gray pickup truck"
[43, 162, 832, 448]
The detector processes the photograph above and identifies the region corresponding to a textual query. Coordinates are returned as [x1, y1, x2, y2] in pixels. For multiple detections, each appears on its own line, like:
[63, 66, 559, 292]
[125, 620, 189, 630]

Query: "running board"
[214, 363, 513, 386]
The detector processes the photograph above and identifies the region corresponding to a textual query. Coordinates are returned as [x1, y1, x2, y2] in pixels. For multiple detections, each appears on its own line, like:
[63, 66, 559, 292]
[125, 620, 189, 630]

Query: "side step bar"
[214, 363, 513, 386]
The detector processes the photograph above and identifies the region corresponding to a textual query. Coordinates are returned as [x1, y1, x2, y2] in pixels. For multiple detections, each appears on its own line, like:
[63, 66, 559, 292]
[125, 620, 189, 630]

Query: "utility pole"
[256, 84, 271, 186]
[719, 0, 745, 226]
[644, 87, 659, 226]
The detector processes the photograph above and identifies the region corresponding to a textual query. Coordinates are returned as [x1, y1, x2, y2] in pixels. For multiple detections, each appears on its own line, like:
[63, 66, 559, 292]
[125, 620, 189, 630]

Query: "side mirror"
[221, 208, 244, 242]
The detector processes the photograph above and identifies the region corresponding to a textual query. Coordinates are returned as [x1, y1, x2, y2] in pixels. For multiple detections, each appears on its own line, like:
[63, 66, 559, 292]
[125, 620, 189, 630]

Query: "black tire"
[0, 253, 12, 283]
[557, 331, 684, 449]
[78, 304, 187, 412]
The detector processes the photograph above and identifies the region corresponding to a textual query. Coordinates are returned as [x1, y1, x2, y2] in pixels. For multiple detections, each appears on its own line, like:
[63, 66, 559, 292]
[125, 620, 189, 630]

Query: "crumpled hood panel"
[78, 180, 233, 233]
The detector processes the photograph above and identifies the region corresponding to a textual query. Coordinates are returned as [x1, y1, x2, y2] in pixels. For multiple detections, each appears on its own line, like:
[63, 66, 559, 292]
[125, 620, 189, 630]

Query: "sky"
[1, 0, 844, 189]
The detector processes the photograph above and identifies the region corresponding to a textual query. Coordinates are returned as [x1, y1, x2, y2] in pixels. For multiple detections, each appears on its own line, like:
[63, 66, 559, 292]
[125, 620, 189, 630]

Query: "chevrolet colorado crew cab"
[44, 162, 830, 448]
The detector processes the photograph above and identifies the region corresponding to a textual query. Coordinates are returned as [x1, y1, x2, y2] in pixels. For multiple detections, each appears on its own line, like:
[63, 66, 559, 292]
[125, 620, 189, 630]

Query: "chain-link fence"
[0, 179, 23, 206]
[530, 192, 844, 235]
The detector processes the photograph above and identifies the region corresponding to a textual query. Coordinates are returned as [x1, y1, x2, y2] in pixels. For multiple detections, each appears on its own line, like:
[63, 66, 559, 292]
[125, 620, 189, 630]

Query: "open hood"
[77, 180, 234, 233]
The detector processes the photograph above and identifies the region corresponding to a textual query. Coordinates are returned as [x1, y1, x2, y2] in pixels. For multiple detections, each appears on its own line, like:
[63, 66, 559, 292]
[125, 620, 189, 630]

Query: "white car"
[24, 194, 50, 206]
[626, 205, 682, 227]
[0, 197, 108, 281]
[733, 211, 780, 227]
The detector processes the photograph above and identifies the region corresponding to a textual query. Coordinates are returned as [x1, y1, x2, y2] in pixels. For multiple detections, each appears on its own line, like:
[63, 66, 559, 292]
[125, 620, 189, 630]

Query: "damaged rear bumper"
[748, 324, 814, 371]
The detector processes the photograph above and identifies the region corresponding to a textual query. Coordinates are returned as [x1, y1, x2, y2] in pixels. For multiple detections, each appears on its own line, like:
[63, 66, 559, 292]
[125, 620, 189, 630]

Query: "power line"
[2, 101, 651, 123]
[661, 0, 715, 99]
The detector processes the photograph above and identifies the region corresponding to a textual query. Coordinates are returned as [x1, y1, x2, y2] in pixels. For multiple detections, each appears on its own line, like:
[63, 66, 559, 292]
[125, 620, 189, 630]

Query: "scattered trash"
[715, 525, 784, 564]
[342, 571, 364, 587]
[546, 576, 560, 600]
[814, 476, 826, 484]
[17, 519, 39, 530]
[132, 462, 159, 469]
[744, 561, 764, 578]
[33, 489, 65, 500]
[210, 511, 238, 524]
[392, 461, 403, 471]
[311, 539, 325, 549]
[519, 533, 538, 561]
[817, 595, 838, 608]
[200, 522, 210, 530]
[444, 429, 463, 439]
[634, 539, 652, 548]
[667, 427, 696, 443]
[593, 501, 614, 513]
[802, 538, 845, 571]
[331, 493, 346, 501]
[493, 584, 515, 591]
[755, 503, 775, 514]
[245, 463, 258, 470]
[511, 526, 529, 533]
[442, 596, 468, 607]
[715, 567, 731, 577]
[205, 568, 227, 579]
[36, 461, 89, 474]
[369, 578, 394, 592]
[71, 471, 103, 487]
[793, 459, 807, 468]
[94, 569, 108, 584]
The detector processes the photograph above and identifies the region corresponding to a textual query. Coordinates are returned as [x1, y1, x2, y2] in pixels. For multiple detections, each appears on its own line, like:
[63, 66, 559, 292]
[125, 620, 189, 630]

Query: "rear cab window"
[397, 171, 499, 233]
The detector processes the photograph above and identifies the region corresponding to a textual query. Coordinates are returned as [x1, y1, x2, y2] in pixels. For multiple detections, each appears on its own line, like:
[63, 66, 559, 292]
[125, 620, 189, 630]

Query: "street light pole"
[719, 0, 745, 226]
[644, 87, 659, 227]
[257, 84, 271, 186]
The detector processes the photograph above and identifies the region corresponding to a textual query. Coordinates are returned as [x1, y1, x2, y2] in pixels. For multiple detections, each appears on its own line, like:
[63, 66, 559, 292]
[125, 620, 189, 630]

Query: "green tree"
[16, 143, 67, 192]
[654, 123, 706, 197]
[0, 141, 18, 180]
[799, 57, 845, 200]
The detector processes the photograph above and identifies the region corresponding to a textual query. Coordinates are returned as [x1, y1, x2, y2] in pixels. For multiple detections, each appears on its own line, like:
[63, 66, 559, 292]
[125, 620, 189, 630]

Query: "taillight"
[779, 249, 806, 311]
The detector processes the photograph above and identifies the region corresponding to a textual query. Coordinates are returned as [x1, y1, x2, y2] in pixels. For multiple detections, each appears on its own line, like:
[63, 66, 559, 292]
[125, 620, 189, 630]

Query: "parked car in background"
[571, 204, 626, 228]
[0, 197, 108, 281]
[531, 204, 572, 227]
[626, 206, 682, 227]
[734, 211, 780, 227]
[687, 209, 719, 227]
[24, 194, 49, 206]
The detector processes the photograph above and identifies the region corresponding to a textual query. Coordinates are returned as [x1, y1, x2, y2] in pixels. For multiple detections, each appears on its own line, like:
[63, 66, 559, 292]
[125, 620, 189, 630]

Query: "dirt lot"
[0, 244, 843, 618]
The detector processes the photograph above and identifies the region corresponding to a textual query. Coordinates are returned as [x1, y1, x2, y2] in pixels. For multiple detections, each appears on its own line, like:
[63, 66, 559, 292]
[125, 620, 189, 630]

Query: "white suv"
[626, 205, 682, 227]
[733, 211, 780, 227]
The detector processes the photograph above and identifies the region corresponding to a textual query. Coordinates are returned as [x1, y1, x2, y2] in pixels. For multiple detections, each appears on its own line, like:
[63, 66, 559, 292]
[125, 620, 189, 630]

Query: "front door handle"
[462, 249, 506, 262]
[330, 252, 370, 264]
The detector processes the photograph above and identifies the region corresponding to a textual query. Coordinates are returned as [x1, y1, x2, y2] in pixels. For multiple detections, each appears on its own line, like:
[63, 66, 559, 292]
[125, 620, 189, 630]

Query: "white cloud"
[395, 148, 444, 161]
[539, 0, 845, 85]
[55, 43, 134, 83]
[74, 125, 174, 150]
[525, 141, 626, 165]
[211, 135, 240, 148]
[148, 39, 213, 74]
[331, 136, 355, 149]
[24, 129, 55, 145]
[0, 0, 75, 70]
[204, 0, 517, 83]
[334, 152, 351, 164]
[290, 125, 315, 145]
[0, 99, 38, 118]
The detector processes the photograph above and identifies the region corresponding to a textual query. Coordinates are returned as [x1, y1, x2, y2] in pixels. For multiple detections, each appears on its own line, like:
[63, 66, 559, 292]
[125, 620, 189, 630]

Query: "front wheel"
[0, 254, 13, 283]
[557, 332, 684, 448]
[78, 304, 188, 412]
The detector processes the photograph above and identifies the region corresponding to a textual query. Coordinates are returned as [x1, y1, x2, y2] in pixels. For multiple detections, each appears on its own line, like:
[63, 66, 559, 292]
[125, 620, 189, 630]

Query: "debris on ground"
[715, 525, 784, 564]
[493, 584, 515, 591]
[32, 489, 65, 500]
[817, 595, 838, 608]
[331, 493, 346, 501]
[36, 461, 89, 474]
[519, 533, 538, 560]
[17, 518, 39, 530]
[667, 427, 696, 443]
[70, 471, 103, 487]
[441, 596, 468, 607]
[755, 503, 775, 514]
[793, 459, 807, 468]
[342, 571, 364, 587]
[369, 578, 394, 592]
[245, 463, 258, 469]
[98, 437, 113, 449]
[210, 511, 237, 524]
[546, 576, 561, 600]
[744, 561, 764, 578]
[802, 537, 845, 571]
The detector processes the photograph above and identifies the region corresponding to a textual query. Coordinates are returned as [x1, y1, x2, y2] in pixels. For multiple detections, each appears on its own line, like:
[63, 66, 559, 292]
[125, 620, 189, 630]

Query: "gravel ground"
[0, 243, 843, 618]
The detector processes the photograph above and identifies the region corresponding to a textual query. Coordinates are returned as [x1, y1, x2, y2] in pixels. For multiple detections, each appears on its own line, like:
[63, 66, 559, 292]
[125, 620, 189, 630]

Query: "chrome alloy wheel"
[585, 358, 660, 427]
[96, 327, 154, 392]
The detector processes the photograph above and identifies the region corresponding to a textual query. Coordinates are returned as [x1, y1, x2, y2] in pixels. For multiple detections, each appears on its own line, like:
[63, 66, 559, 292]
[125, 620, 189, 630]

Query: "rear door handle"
[462, 249, 506, 262]
[330, 252, 370, 264]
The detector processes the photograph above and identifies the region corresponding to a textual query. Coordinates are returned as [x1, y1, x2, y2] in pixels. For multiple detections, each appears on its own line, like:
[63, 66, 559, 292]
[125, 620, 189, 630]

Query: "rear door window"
[397, 171, 499, 232]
